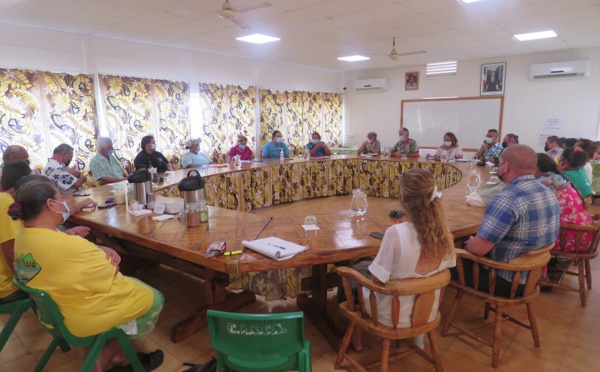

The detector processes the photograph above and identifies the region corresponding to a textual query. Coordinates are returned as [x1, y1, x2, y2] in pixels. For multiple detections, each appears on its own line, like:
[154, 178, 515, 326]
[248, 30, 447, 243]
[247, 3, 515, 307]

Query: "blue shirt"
[262, 141, 290, 158]
[307, 142, 328, 157]
[182, 151, 211, 168]
[483, 142, 503, 160]
[478, 174, 560, 282]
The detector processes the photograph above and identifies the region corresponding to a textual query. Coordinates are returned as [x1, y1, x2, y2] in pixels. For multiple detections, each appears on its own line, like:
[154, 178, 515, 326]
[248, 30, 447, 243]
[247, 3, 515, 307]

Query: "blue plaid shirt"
[483, 142, 503, 160]
[478, 174, 560, 283]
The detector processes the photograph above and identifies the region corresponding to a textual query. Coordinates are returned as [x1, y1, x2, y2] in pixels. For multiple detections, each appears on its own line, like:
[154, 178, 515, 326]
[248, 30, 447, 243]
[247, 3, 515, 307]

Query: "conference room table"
[67, 155, 492, 347]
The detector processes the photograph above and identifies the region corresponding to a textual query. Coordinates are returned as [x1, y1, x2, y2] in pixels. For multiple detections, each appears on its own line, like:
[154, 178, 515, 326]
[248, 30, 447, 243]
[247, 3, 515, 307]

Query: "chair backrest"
[454, 244, 553, 299]
[13, 278, 92, 346]
[337, 266, 451, 329]
[207, 310, 306, 371]
[557, 222, 600, 254]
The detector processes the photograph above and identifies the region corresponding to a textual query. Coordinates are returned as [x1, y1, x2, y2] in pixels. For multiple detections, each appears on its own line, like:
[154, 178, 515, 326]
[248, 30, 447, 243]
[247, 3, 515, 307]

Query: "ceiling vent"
[353, 78, 388, 91]
[529, 60, 591, 80]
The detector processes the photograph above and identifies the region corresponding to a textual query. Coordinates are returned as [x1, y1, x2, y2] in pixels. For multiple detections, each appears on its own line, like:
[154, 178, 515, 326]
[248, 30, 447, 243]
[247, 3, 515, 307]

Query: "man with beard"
[43, 143, 87, 194]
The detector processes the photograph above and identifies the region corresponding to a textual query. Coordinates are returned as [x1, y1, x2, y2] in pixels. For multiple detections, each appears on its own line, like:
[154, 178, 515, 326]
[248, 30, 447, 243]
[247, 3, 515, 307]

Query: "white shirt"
[364, 222, 456, 328]
[43, 158, 79, 193]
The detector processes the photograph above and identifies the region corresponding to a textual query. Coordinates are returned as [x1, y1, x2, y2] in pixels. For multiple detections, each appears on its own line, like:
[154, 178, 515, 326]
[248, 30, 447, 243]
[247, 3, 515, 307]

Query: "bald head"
[500, 144, 537, 175]
[2, 145, 29, 164]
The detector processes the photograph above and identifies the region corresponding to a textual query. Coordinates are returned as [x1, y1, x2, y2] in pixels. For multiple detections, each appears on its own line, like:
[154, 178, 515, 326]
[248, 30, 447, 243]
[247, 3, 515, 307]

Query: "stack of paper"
[242, 237, 308, 261]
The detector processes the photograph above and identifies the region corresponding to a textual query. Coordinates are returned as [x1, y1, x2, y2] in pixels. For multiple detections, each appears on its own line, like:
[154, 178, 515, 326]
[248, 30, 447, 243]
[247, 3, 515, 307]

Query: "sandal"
[108, 349, 164, 372]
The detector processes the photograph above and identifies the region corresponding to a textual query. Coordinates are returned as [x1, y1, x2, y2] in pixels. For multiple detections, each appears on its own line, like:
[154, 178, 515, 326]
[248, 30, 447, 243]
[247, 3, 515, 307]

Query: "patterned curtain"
[323, 92, 343, 147]
[259, 90, 285, 147]
[153, 79, 189, 169]
[285, 91, 304, 156]
[199, 83, 256, 162]
[101, 75, 154, 163]
[0, 69, 46, 169]
[303, 92, 322, 146]
[43, 72, 97, 174]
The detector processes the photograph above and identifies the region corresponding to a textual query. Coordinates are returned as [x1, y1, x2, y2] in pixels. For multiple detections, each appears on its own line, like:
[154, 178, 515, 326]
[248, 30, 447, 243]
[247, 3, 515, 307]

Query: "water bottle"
[279, 148, 284, 162]
[350, 189, 368, 216]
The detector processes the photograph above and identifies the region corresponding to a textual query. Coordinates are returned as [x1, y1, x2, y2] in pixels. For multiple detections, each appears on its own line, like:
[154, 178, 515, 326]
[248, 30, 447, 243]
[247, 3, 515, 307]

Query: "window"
[426, 61, 458, 78]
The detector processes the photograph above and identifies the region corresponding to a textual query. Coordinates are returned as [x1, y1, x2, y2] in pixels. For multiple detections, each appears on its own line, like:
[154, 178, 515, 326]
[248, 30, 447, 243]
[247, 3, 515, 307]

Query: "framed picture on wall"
[480, 62, 506, 96]
[405, 71, 419, 91]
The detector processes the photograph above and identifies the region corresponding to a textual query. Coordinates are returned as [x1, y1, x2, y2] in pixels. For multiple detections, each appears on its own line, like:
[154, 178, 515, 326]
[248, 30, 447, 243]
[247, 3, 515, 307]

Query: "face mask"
[238, 144, 246, 150]
[485, 137, 493, 144]
[544, 145, 550, 152]
[497, 163, 507, 183]
[64, 157, 71, 167]
[312, 139, 319, 144]
[276, 137, 283, 144]
[502, 141, 508, 148]
[52, 200, 70, 224]
[150, 144, 156, 150]
[444, 141, 452, 147]
[107, 149, 115, 157]
[399, 135, 405, 142]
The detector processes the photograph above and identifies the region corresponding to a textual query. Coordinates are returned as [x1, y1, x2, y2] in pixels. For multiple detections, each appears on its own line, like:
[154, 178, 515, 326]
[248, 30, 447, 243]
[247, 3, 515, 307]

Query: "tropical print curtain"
[198, 83, 256, 162]
[0, 69, 97, 172]
[153, 80, 190, 169]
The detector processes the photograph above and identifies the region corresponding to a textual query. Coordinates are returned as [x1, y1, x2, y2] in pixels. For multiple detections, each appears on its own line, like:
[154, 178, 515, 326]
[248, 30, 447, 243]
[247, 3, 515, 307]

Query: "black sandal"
[108, 349, 164, 372]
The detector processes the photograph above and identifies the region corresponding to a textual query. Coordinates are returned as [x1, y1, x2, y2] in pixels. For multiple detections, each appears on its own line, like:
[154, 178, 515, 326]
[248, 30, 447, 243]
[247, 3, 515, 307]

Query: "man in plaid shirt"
[462, 144, 560, 296]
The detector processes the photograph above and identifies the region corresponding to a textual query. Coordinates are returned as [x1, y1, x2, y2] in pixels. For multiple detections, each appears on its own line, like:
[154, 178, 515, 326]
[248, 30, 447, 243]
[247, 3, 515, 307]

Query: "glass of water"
[467, 169, 481, 194]
[304, 215, 318, 239]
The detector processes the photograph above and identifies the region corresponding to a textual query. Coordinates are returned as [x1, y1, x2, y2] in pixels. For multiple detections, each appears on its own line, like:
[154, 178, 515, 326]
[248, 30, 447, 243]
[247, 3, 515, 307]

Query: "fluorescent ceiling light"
[514, 30, 557, 41]
[337, 55, 370, 62]
[236, 34, 280, 44]
[459, 0, 484, 3]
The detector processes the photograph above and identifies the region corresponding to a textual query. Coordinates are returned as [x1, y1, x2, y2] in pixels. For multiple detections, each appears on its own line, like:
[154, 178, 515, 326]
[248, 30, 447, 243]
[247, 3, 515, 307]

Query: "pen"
[268, 243, 286, 250]
[223, 250, 243, 256]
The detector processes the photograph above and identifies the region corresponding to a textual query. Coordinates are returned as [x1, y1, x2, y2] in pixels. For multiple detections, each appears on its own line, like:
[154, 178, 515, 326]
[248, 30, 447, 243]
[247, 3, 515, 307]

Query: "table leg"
[297, 264, 343, 351]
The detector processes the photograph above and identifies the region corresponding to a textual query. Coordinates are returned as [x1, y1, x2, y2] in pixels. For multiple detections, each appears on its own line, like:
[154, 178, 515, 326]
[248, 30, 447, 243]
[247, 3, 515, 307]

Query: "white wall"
[0, 23, 342, 93]
[345, 48, 600, 152]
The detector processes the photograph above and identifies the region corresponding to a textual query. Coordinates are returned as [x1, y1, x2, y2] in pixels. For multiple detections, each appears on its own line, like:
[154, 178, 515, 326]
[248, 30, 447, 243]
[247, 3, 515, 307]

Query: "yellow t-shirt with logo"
[0, 192, 19, 298]
[14, 228, 153, 337]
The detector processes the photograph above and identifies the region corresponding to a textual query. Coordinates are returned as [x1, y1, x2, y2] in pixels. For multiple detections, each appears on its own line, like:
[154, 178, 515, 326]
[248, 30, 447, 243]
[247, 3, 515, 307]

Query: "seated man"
[475, 129, 503, 163]
[306, 132, 331, 157]
[357, 132, 381, 155]
[501, 133, 519, 149]
[462, 145, 560, 296]
[43, 144, 87, 194]
[89, 137, 128, 185]
[1, 145, 30, 176]
[391, 128, 419, 158]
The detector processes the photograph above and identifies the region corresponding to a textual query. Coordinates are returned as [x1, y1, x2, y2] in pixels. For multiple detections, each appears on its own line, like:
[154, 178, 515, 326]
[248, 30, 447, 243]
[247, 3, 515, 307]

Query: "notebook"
[242, 237, 308, 261]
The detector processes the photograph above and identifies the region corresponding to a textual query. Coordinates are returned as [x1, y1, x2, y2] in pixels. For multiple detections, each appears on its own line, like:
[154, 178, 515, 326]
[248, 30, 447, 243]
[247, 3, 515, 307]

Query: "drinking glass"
[401, 151, 407, 160]
[491, 166, 499, 174]
[350, 189, 368, 216]
[304, 215, 318, 239]
[440, 150, 448, 162]
[466, 169, 481, 194]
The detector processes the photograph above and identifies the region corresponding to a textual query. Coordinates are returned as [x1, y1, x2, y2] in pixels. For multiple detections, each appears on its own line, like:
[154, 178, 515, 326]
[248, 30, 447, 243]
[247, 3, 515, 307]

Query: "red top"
[228, 145, 254, 160]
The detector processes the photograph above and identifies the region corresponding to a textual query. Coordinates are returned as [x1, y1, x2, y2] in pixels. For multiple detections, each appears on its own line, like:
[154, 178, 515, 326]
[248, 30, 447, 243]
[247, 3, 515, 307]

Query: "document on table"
[242, 237, 308, 261]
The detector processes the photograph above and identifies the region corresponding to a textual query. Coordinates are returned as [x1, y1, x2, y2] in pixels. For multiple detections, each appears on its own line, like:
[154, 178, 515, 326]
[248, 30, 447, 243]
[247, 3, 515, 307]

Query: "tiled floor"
[2, 258, 600, 371]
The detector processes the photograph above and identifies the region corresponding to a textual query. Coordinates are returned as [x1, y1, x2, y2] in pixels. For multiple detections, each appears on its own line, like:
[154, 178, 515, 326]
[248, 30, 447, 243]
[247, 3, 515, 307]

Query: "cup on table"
[304, 215, 318, 239]
[401, 151, 407, 160]
[129, 201, 141, 211]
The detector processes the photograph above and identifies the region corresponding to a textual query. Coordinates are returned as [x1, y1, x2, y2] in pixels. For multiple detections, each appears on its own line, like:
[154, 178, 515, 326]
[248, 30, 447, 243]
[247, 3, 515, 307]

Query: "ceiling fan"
[218, 0, 272, 29]
[387, 37, 426, 61]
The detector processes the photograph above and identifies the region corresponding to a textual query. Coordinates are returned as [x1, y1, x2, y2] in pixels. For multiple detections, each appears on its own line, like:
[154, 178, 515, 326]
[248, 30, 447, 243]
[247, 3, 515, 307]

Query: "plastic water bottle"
[279, 148, 284, 162]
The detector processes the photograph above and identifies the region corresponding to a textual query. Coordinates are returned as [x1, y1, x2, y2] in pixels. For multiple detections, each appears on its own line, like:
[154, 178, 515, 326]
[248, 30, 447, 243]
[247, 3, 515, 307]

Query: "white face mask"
[238, 144, 246, 150]
[51, 199, 70, 224]
[150, 143, 157, 150]
[485, 137, 493, 144]
[399, 135, 405, 142]
[444, 141, 452, 147]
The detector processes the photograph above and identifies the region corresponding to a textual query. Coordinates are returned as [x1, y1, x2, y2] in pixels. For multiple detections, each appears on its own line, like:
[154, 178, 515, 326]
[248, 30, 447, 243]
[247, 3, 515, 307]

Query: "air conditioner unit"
[529, 60, 591, 80]
[354, 78, 388, 91]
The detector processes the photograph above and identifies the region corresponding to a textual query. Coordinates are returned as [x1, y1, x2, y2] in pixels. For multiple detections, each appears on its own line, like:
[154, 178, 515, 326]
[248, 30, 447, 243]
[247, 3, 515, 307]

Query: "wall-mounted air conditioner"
[353, 78, 388, 91]
[529, 60, 591, 80]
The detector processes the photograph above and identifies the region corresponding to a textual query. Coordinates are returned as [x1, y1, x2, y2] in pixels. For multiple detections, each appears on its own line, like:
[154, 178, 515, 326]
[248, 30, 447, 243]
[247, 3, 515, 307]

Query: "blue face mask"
[276, 137, 283, 144]
[52, 199, 70, 224]
[107, 149, 115, 157]
[444, 141, 452, 147]
[399, 135, 405, 142]
[312, 139, 319, 144]
[150, 144, 157, 150]
[485, 137, 493, 144]
[238, 144, 246, 150]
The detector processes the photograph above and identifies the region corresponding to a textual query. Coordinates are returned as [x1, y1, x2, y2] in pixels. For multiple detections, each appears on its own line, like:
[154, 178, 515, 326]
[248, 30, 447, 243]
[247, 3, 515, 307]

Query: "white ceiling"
[0, 0, 599, 72]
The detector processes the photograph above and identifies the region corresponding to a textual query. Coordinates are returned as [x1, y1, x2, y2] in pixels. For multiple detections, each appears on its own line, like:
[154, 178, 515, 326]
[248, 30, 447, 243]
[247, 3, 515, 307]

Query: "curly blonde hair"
[400, 169, 454, 260]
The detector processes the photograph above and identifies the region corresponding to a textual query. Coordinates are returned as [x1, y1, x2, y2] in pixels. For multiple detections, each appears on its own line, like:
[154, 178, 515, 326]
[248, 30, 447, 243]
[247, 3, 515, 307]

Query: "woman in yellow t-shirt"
[8, 179, 164, 372]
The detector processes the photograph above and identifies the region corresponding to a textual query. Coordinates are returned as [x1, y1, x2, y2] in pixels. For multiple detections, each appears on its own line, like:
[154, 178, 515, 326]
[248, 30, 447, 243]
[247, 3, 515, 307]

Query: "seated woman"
[426, 132, 463, 160]
[537, 153, 596, 252]
[8, 179, 164, 371]
[227, 134, 254, 162]
[133, 135, 172, 174]
[560, 148, 592, 198]
[183, 138, 212, 168]
[262, 130, 290, 159]
[306, 132, 331, 157]
[350, 169, 456, 351]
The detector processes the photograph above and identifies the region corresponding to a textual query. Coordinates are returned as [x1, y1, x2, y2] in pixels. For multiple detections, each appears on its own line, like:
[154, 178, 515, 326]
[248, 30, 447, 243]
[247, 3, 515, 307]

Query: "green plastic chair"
[0, 294, 33, 351]
[13, 278, 144, 372]
[207, 310, 311, 372]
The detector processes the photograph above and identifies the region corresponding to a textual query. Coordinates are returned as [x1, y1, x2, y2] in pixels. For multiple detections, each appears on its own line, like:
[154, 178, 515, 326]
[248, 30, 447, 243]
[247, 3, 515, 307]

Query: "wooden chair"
[544, 223, 600, 306]
[440, 245, 553, 368]
[335, 266, 451, 372]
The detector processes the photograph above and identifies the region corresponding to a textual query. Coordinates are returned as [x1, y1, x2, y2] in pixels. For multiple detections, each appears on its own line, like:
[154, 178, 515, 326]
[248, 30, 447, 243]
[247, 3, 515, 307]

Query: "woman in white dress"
[426, 132, 463, 160]
[351, 169, 456, 351]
